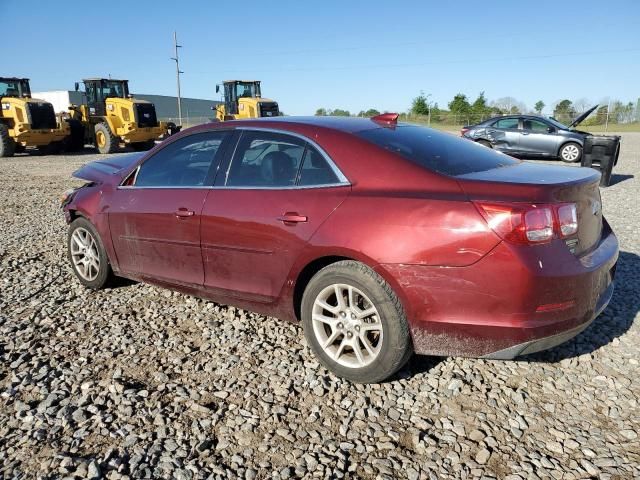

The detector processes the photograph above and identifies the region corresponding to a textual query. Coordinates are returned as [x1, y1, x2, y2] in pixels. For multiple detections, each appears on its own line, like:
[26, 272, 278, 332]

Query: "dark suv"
[462, 106, 597, 162]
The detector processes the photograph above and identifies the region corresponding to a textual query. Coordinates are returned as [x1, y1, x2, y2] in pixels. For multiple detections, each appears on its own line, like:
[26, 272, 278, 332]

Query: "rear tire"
[477, 139, 492, 148]
[0, 124, 16, 158]
[67, 217, 113, 290]
[131, 140, 155, 151]
[559, 142, 582, 163]
[301, 260, 412, 383]
[95, 122, 118, 154]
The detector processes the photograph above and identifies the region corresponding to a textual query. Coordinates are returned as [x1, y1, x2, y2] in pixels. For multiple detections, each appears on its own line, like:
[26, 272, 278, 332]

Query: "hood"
[569, 105, 598, 128]
[72, 152, 144, 183]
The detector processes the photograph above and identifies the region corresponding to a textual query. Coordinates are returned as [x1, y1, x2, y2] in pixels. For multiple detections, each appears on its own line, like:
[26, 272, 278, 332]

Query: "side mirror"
[547, 126, 556, 133]
[74, 82, 79, 92]
[215, 85, 220, 93]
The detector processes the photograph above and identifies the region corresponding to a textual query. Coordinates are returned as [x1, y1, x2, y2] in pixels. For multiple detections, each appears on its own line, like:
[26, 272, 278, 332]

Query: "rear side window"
[225, 131, 306, 187]
[493, 118, 519, 129]
[298, 148, 339, 186]
[357, 125, 519, 176]
[135, 131, 229, 187]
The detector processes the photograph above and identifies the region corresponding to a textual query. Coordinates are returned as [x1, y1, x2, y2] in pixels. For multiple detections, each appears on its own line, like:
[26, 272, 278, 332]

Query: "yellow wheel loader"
[67, 78, 180, 154]
[215, 80, 280, 121]
[0, 77, 70, 157]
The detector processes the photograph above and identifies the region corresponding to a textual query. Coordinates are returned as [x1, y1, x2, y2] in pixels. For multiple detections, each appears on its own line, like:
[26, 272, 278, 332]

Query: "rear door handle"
[175, 208, 195, 218]
[277, 212, 308, 224]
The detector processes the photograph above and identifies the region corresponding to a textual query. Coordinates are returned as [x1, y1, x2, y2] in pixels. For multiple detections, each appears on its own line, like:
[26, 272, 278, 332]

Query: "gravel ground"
[1, 135, 638, 479]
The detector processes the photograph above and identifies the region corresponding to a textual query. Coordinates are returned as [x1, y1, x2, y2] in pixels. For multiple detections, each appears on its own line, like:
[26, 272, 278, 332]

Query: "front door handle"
[521, 132, 530, 135]
[175, 208, 195, 218]
[277, 212, 308, 224]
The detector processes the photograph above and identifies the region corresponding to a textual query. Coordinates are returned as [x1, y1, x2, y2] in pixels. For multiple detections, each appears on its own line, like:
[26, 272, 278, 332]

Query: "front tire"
[67, 217, 113, 289]
[559, 142, 582, 163]
[95, 122, 118, 154]
[301, 260, 412, 383]
[0, 124, 16, 157]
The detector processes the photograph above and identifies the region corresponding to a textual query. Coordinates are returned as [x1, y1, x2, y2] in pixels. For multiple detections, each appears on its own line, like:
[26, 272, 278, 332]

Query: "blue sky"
[4, 0, 639, 115]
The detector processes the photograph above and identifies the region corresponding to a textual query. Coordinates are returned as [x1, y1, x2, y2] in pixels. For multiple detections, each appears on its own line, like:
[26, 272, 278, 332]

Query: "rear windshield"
[357, 125, 519, 176]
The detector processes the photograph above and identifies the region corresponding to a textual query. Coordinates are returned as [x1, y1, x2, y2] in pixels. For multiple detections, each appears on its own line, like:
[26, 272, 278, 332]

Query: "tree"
[358, 108, 380, 117]
[534, 100, 545, 114]
[448, 93, 472, 116]
[491, 97, 526, 115]
[331, 109, 351, 117]
[315, 108, 327, 116]
[411, 93, 430, 116]
[553, 100, 575, 123]
[471, 92, 491, 118]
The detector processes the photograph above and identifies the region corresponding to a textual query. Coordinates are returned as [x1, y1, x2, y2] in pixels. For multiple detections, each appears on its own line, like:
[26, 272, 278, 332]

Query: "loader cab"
[77, 78, 130, 117]
[0, 77, 32, 99]
[219, 80, 261, 116]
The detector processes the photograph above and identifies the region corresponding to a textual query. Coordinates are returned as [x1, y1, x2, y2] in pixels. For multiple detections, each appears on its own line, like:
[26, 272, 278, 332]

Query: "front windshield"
[0, 79, 30, 98]
[235, 82, 260, 98]
[546, 116, 569, 130]
[101, 81, 128, 99]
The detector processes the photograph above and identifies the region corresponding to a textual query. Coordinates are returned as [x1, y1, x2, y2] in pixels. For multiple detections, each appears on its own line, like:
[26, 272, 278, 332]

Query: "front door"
[108, 130, 232, 286]
[200, 129, 350, 302]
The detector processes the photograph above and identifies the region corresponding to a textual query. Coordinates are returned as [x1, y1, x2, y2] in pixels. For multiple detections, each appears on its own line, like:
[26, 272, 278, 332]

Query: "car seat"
[261, 151, 295, 186]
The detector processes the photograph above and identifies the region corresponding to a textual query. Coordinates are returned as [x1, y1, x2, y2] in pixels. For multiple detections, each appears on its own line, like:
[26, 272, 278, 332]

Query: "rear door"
[485, 117, 521, 152]
[200, 129, 350, 302]
[520, 118, 561, 156]
[108, 130, 232, 286]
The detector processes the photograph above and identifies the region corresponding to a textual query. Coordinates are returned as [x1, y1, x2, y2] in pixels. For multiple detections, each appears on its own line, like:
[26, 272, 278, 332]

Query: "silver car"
[461, 106, 597, 162]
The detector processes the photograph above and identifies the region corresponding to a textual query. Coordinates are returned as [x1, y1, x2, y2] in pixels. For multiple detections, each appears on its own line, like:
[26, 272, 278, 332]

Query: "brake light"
[474, 202, 578, 245]
[460, 128, 469, 137]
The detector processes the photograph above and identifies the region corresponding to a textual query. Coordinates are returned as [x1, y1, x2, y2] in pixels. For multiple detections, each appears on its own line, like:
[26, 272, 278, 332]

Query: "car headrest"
[261, 151, 295, 185]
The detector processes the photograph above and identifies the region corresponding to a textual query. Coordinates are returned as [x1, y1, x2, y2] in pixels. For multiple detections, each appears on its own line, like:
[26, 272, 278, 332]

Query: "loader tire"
[0, 124, 16, 158]
[131, 140, 155, 151]
[95, 122, 118, 154]
[65, 119, 85, 152]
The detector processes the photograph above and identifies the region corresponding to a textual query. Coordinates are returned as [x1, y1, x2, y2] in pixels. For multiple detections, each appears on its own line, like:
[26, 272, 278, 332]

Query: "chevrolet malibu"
[62, 114, 618, 383]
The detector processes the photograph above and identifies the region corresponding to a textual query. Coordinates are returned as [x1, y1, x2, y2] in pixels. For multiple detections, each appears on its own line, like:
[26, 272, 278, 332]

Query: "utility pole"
[171, 31, 184, 126]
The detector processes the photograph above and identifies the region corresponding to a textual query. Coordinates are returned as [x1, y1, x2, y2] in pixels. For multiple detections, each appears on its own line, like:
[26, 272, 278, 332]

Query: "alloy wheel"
[562, 144, 580, 162]
[311, 283, 383, 368]
[70, 227, 101, 281]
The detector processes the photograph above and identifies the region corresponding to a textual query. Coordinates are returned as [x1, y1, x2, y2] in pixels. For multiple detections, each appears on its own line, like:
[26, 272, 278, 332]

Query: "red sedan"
[62, 114, 618, 383]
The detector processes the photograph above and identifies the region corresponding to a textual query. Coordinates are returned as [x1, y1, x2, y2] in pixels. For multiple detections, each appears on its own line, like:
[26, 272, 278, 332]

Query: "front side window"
[236, 82, 259, 98]
[493, 118, 519, 129]
[101, 81, 127, 99]
[523, 119, 550, 132]
[134, 131, 229, 187]
[225, 132, 306, 187]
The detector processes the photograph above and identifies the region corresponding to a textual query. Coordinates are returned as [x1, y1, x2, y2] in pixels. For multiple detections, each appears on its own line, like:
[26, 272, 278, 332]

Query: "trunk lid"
[457, 162, 603, 255]
[72, 152, 144, 184]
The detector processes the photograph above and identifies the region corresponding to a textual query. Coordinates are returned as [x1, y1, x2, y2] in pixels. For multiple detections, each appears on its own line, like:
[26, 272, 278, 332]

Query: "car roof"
[219, 116, 395, 133]
[485, 114, 550, 122]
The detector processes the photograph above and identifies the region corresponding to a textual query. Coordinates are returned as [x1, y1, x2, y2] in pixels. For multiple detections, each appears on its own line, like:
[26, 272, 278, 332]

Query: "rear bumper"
[378, 224, 618, 358]
[481, 280, 614, 359]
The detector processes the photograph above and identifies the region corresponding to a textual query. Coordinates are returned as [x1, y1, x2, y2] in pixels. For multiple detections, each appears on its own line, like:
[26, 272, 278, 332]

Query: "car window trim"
[118, 130, 234, 189]
[119, 127, 351, 191]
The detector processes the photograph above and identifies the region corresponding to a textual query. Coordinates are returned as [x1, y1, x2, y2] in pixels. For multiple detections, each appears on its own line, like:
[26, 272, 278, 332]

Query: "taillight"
[460, 128, 469, 137]
[557, 203, 578, 237]
[474, 202, 578, 245]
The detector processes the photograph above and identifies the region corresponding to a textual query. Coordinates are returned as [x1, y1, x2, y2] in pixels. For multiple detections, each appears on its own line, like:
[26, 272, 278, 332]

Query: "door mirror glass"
[74, 82, 79, 92]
